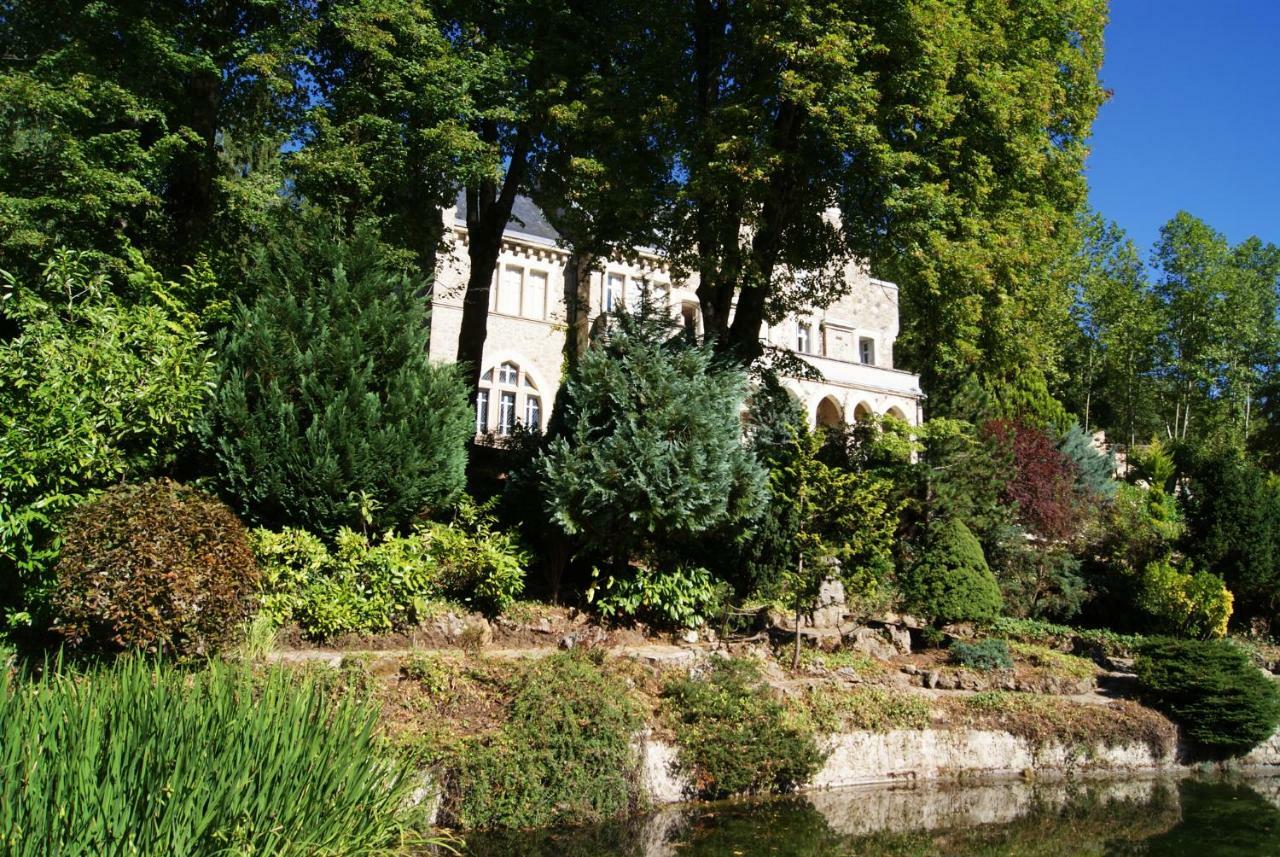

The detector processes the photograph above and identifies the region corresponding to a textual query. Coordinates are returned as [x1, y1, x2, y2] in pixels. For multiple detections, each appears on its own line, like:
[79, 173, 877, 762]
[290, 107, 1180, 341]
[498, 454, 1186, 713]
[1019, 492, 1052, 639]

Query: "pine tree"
[208, 223, 472, 536]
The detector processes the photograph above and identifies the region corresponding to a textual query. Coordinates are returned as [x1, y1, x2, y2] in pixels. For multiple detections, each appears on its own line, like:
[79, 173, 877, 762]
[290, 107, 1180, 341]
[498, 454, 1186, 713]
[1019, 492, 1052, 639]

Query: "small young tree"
[778, 426, 897, 668]
[209, 225, 472, 536]
[536, 304, 767, 619]
[900, 518, 1004, 628]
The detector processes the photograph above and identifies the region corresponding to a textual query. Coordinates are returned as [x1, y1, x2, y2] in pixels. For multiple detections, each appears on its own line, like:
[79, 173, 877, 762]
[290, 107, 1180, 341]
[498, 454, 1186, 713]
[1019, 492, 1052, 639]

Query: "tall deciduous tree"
[291, 0, 492, 280]
[0, 1, 309, 277]
[638, 0, 1105, 397]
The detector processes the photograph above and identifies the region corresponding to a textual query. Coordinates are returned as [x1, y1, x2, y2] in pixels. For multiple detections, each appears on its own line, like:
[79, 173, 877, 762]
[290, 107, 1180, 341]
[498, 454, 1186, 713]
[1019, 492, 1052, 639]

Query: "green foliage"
[663, 658, 824, 799]
[992, 617, 1146, 660]
[254, 502, 527, 638]
[0, 658, 412, 855]
[950, 638, 1014, 672]
[1136, 638, 1280, 756]
[1137, 561, 1233, 640]
[1179, 446, 1280, 625]
[1007, 642, 1099, 680]
[52, 480, 258, 659]
[588, 565, 723, 629]
[801, 686, 931, 733]
[209, 224, 472, 537]
[0, 251, 213, 625]
[1058, 423, 1117, 499]
[900, 519, 1003, 626]
[537, 305, 767, 570]
[0, 1, 308, 276]
[444, 653, 643, 830]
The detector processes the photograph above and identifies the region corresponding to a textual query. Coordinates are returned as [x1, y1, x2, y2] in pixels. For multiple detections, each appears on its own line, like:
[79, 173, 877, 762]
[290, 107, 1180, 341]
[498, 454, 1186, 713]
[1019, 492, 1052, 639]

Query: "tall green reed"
[0, 657, 417, 856]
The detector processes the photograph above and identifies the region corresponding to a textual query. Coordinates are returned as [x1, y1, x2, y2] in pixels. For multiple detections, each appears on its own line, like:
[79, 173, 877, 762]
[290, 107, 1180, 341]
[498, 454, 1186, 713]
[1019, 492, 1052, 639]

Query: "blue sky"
[1085, 2, 1280, 256]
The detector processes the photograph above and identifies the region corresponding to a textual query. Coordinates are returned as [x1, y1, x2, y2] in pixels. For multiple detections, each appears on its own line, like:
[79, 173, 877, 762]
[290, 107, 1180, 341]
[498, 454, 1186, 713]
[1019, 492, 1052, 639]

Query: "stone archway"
[815, 396, 843, 428]
[853, 401, 874, 423]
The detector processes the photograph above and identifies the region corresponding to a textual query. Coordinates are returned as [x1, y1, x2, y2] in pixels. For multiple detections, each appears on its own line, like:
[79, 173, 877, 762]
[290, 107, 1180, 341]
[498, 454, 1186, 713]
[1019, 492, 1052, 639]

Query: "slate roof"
[453, 189, 561, 242]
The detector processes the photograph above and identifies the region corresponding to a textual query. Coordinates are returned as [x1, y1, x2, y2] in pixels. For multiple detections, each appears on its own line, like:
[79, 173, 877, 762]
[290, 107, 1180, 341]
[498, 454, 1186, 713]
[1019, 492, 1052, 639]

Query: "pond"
[463, 775, 1280, 856]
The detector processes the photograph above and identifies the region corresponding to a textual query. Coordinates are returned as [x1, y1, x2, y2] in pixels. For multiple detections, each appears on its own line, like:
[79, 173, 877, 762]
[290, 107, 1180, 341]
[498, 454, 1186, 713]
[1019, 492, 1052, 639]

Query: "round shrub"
[900, 518, 1003, 626]
[52, 480, 259, 658]
[1136, 638, 1280, 756]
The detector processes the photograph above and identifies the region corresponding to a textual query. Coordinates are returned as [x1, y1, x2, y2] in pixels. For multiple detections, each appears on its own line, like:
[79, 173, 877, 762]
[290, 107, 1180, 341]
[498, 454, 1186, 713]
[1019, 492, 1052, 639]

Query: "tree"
[291, 0, 492, 279]
[1060, 211, 1163, 449]
[0, 1, 309, 277]
[208, 222, 473, 537]
[776, 425, 898, 668]
[1179, 446, 1280, 628]
[536, 303, 767, 578]
[899, 518, 1003, 627]
[0, 250, 213, 626]
[1152, 213, 1280, 445]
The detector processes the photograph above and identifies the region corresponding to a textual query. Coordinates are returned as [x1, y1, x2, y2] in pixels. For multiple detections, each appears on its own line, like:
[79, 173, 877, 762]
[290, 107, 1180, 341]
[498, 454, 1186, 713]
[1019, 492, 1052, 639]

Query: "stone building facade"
[429, 196, 923, 436]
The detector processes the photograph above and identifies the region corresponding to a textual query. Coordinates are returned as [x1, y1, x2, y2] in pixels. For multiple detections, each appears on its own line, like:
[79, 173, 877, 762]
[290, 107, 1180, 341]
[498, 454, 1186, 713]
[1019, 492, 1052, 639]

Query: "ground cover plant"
[440, 652, 645, 830]
[0, 658, 418, 856]
[663, 658, 824, 799]
[1135, 637, 1280, 756]
[950, 638, 1014, 671]
[800, 685, 932, 733]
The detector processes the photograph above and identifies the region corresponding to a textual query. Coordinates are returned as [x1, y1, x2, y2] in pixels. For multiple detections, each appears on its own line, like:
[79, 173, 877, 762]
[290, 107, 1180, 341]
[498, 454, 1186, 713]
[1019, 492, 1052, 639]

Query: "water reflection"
[462, 776, 1280, 857]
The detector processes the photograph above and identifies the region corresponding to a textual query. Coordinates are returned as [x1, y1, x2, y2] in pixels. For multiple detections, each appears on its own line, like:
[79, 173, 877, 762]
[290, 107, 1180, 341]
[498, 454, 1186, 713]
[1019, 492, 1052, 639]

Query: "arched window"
[853, 401, 874, 422]
[476, 360, 543, 435]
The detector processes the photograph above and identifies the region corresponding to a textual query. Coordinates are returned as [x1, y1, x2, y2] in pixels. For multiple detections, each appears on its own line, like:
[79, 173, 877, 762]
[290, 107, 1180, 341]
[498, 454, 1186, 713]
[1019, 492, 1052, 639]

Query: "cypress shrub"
[1136, 638, 1280, 756]
[52, 479, 258, 658]
[900, 518, 1004, 626]
[209, 225, 472, 536]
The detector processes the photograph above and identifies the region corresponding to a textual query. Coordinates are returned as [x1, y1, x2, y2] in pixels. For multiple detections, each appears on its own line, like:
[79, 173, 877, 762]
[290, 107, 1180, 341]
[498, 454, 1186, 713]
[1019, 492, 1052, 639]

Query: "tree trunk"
[455, 128, 532, 396]
[564, 252, 595, 368]
[792, 555, 805, 671]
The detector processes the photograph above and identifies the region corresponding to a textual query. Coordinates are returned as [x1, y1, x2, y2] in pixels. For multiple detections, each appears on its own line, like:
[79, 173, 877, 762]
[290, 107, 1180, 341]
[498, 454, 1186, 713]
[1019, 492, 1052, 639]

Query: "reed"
[0, 657, 416, 856]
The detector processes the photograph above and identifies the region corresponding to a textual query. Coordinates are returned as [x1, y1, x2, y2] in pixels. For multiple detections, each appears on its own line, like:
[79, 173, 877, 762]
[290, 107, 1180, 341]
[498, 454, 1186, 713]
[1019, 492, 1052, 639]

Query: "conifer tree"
[209, 223, 472, 536]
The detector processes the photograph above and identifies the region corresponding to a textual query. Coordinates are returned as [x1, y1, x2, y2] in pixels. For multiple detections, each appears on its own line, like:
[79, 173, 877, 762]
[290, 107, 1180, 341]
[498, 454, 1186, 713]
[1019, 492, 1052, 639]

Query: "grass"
[0, 657, 427, 856]
[795, 647, 888, 677]
[801, 685, 932, 733]
[1009, 642, 1099, 679]
[950, 691, 1176, 754]
[992, 617, 1145, 659]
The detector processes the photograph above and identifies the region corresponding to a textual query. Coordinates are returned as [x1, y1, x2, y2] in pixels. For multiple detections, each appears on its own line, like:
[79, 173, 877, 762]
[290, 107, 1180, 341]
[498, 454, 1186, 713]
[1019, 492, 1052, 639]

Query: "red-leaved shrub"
[53, 479, 259, 657]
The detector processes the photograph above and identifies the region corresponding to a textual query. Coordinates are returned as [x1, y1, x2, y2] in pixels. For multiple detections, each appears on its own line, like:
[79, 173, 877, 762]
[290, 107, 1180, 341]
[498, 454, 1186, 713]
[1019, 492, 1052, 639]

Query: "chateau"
[430, 195, 923, 436]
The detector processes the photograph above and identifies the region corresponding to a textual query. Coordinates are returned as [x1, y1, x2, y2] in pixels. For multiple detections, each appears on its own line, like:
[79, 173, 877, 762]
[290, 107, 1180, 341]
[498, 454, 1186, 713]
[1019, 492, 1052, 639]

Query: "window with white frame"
[523, 269, 548, 320]
[797, 322, 812, 354]
[859, 336, 875, 365]
[498, 265, 522, 315]
[605, 273, 625, 313]
[475, 360, 544, 435]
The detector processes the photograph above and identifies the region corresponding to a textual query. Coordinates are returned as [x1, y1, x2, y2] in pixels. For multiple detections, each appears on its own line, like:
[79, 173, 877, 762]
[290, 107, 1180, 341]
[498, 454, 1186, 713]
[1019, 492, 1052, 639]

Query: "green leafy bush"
[1137, 560, 1233, 640]
[209, 226, 473, 537]
[0, 250, 213, 626]
[900, 518, 1003, 626]
[1135, 638, 1280, 756]
[950, 638, 1014, 671]
[52, 480, 258, 658]
[588, 564, 723, 629]
[443, 653, 643, 829]
[253, 503, 526, 638]
[663, 658, 824, 799]
[422, 500, 527, 614]
[801, 685, 931, 733]
[0, 658, 413, 855]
